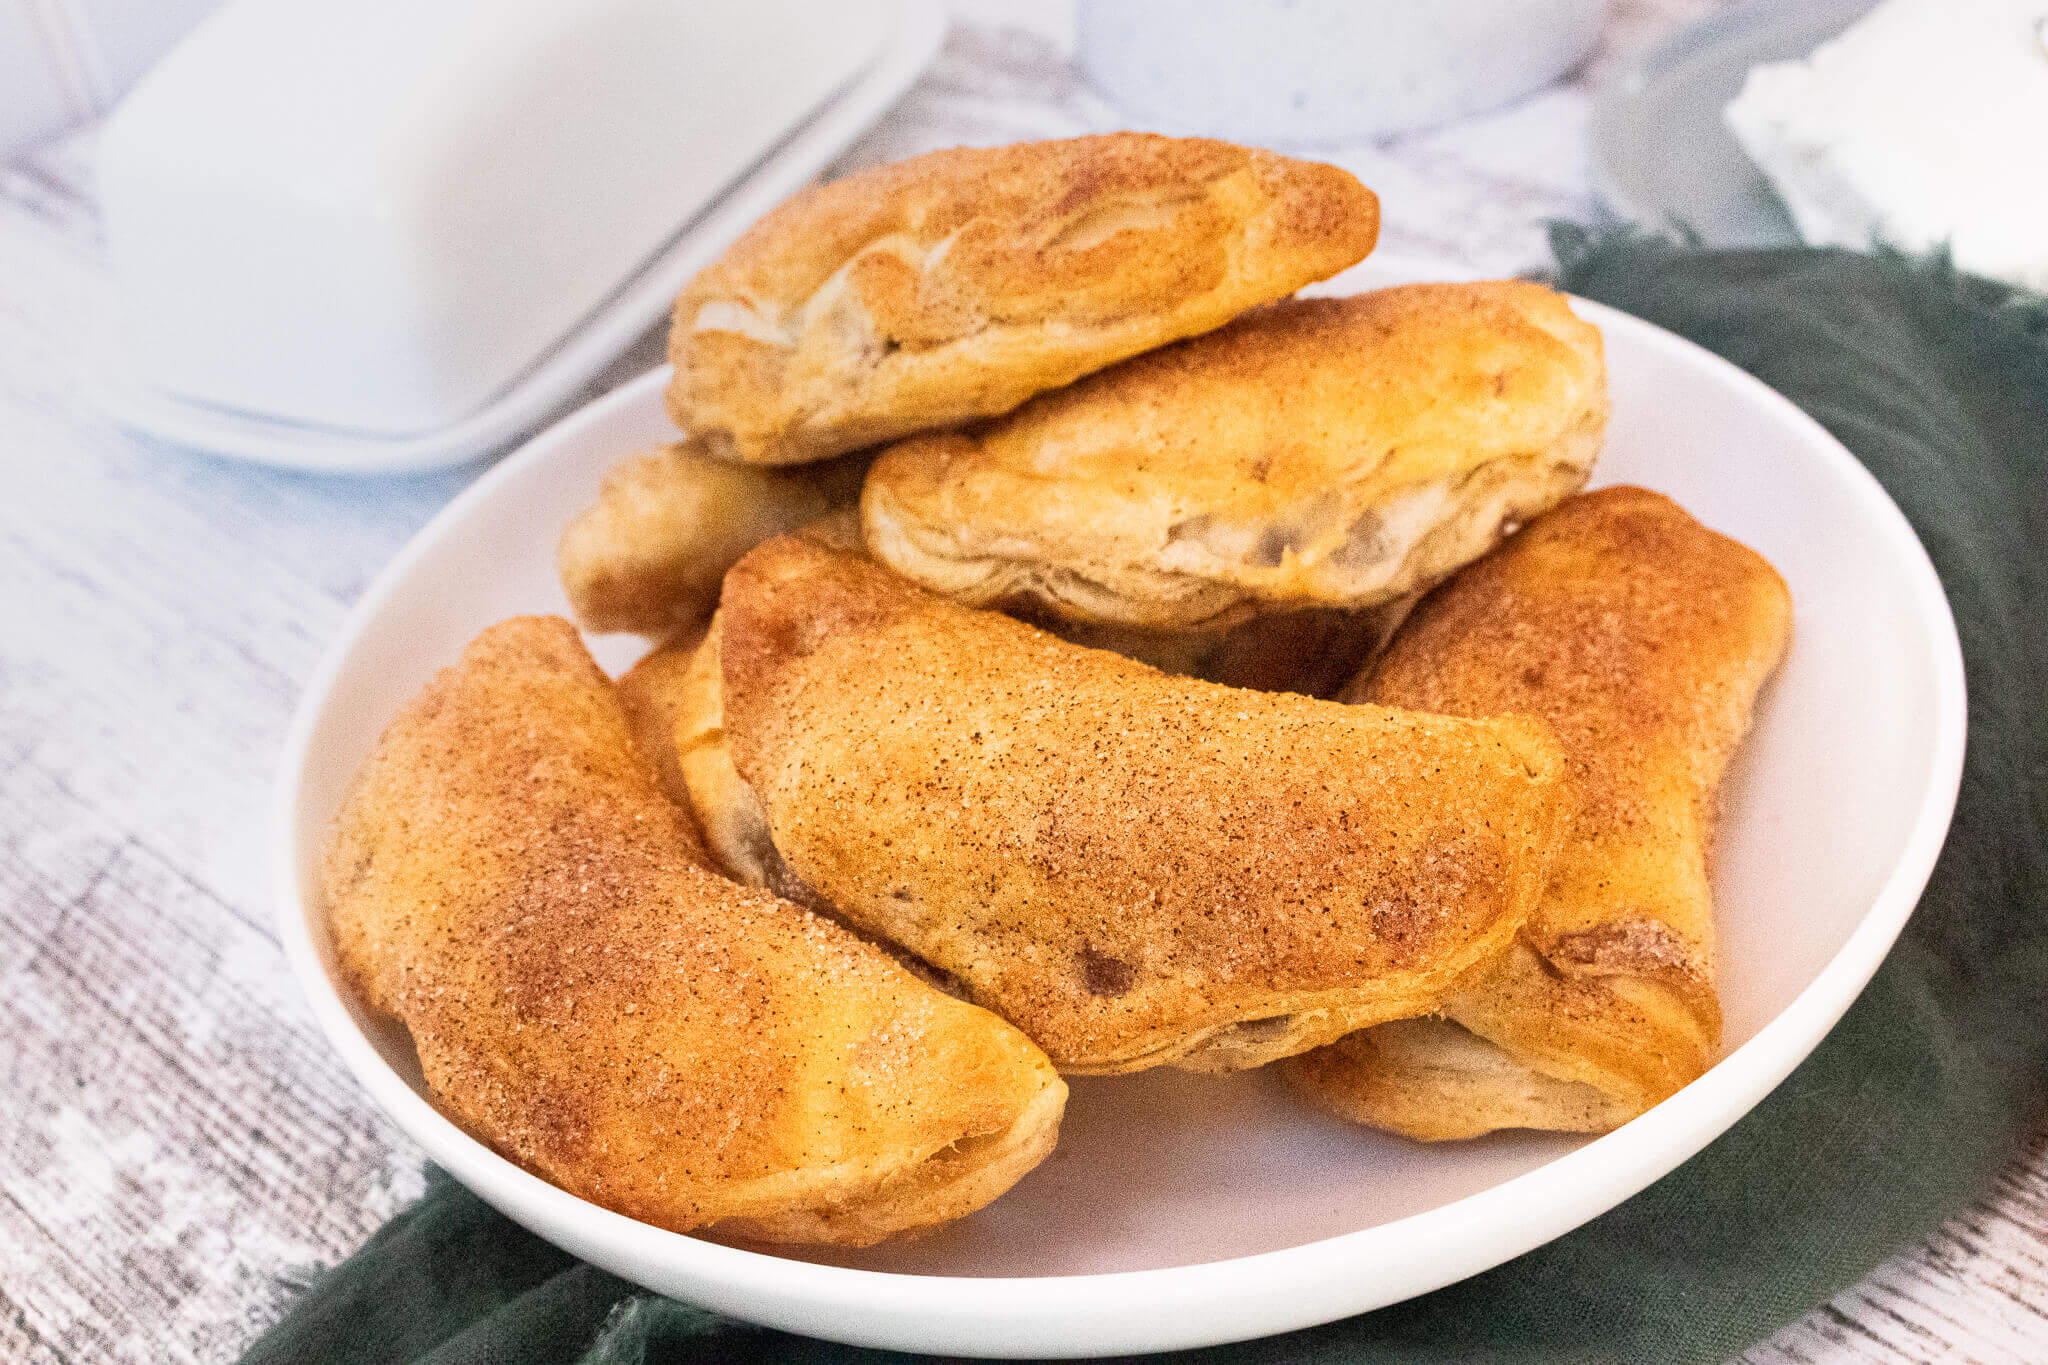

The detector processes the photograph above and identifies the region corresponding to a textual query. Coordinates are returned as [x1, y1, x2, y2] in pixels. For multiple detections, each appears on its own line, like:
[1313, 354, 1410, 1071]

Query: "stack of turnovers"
[323, 617, 1064, 1246]
[624, 529, 1573, 1075]
[1287, 489, 1793, 1139]
[327, 131, 1794, 1252]
[561, 131, 1385, 642]
[560, 136, 1612, 708]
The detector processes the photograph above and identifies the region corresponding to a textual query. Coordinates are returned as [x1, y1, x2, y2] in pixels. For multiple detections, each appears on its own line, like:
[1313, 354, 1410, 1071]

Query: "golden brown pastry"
[324, 615, 1064, 1244]
[1287, 487, 1792, 1139]
[615, 504, 1408, 893]
[620, 602, 1407, 901]
[715, 531, 1573, 1075]
[616, 613, 790, 893]
[863, 281, 1608, 631]
[557, 441, 868, 636]
[1297, 1017, 1633, 1142]
[670, 133, 1379, 466]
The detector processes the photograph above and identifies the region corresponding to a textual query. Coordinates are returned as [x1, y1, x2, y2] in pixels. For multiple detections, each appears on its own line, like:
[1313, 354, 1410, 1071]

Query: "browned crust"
[616, 615, 786, 891]
[611, 619, 709, 810]
[323, 616, 1063, 1244]
[1287, 487, 1791, 1137]
[861, 281, 1607, 630]
[669, 133, 1379, 465]
[716, 532, 1573, 1074]
[556, 441, 869, 637]
[1288, 1016, 1631, 1141]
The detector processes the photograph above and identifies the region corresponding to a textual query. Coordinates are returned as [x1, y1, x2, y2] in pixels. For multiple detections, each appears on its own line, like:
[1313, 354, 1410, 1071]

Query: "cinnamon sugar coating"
[716, 532, 1572, 1074]
[323, 616, 1063, 1245]
[1289, 487, 1792, 1138]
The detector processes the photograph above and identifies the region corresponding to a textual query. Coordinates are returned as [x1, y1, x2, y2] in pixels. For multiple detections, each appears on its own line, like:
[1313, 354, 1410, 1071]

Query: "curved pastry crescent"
[1287, 488, 1792, 1138]
[324, 616, 1064, 1244]
[862, 282, 1607, 631]
[670, 133, 1379, 466]
[714, 531, 1574, 1074]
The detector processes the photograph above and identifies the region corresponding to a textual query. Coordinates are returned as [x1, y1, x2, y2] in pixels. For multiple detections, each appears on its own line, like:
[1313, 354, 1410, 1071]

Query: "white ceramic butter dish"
[92, 0, 944, 473]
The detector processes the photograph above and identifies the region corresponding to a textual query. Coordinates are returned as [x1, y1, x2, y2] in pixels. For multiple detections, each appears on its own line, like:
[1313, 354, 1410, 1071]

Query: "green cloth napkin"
[242, 235, 2048, 1365]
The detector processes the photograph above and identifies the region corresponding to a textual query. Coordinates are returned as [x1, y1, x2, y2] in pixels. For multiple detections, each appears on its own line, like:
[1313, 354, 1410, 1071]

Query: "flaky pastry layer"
[863, 282, 1607, 630]
[670, 133, 1379, 466]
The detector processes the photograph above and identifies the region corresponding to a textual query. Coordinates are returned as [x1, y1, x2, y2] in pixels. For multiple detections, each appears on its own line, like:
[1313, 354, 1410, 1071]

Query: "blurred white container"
[98, 0, 898, 444]
[1724, 0, 2048, 292]
[1078, 0, 1605, 144]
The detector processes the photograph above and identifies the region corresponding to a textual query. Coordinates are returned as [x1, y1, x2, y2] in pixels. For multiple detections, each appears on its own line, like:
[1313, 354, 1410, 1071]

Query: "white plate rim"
[273, 276, 1968, 1358]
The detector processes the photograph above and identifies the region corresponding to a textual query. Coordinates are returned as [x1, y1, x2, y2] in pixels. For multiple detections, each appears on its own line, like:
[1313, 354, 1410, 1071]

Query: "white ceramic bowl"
[275, 259, 1966, 1358]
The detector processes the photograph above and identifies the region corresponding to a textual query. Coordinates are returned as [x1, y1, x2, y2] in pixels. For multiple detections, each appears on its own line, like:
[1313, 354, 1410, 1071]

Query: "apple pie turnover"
[1287, 488, 1791, 1138]
[863, 282, 1607, 631]
[669, 133, 1379, 466]
[710, 531, 1573, 1074]
[324, 616, 1065, 1244]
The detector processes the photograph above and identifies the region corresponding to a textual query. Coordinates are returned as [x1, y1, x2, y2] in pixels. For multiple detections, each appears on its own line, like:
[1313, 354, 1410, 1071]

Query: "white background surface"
[0, 0, 220, 155]
[1, 0, 2044, 1360]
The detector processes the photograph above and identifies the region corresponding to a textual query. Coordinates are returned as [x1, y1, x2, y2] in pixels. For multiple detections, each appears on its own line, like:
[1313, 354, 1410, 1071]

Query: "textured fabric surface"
[242, 236, 2047, 1363]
